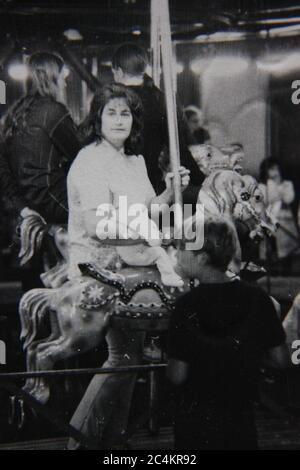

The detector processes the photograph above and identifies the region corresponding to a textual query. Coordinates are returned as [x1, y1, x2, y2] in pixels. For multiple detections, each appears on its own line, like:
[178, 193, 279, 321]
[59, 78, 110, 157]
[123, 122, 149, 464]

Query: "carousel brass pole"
[157, 0, 183, 232]
[150, 0, 161, 88]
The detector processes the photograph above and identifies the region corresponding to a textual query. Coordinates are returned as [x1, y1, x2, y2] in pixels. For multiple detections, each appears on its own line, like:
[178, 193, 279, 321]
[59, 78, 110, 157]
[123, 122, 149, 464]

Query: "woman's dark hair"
[112, 43, 148, 76]
[2, 52, 65, 140]
[259, 157, 281, 184]
[85, 83, 144, 155]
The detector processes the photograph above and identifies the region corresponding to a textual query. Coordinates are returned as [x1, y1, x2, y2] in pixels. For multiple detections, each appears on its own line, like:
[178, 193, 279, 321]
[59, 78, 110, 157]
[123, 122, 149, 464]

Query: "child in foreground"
[167, 216, 287, 450]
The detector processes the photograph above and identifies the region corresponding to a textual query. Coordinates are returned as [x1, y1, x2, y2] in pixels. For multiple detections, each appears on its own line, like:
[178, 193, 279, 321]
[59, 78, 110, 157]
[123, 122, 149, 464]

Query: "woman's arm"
[280, 181, 295, 205]
[149, 166, 190, 219]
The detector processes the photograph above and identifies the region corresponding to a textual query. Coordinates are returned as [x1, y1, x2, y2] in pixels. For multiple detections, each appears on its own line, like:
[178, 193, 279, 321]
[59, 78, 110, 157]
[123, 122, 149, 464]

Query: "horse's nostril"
[241, 192, 250, 201]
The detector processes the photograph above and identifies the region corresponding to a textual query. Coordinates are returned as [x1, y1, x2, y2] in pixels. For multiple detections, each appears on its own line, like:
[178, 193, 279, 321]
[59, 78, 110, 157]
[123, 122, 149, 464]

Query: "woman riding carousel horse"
[66, 83, 190, 450]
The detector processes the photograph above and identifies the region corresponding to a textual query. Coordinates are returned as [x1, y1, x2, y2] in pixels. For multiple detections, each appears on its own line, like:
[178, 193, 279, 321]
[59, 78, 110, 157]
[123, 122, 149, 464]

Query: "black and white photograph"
[0, 0, 300, 453]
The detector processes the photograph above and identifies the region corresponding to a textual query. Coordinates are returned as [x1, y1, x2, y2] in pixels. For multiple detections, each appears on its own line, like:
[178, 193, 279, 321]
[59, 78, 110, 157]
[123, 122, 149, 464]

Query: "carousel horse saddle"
[78, 263, 190, 331]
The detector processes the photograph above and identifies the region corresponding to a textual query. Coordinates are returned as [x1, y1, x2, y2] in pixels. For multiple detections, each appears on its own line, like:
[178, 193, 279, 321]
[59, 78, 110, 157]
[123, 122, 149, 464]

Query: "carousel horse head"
[190, 144, 236, 176]
[190, 142, 245, 177]
[235, 174, 276, 240]
[198, 169, 275, 240]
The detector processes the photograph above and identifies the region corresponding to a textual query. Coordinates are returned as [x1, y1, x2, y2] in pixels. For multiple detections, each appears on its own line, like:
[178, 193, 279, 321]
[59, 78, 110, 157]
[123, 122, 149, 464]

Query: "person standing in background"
[259, 157, 299, 272]
[183, 105, 210, 145]
[0, 52, 81, 288]
[1, 52, 81, 225]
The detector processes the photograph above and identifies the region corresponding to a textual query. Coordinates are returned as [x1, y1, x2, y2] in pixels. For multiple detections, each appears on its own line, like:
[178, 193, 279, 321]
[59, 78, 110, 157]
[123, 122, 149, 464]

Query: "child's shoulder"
[238, 280, 269, 298]
[174, 287, 205, 310]
[175, 280, 267, 307]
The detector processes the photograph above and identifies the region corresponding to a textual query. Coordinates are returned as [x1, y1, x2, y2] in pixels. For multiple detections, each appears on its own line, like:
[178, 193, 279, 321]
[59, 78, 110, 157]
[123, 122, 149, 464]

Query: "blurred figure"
[259, 157, 299, 270]
[1, 52, 81, 289]
[183, 105, 210, 145]
[1, 52, 81, 224]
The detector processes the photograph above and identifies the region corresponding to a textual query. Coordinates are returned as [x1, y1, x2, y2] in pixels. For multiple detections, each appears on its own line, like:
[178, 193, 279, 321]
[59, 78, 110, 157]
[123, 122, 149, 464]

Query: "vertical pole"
[150, 0, 161, 88]
[157, 0, 183, 230]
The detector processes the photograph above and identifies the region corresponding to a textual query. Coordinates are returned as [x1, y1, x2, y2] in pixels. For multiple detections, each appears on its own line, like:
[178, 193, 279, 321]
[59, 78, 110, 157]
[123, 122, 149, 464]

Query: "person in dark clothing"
[183, 105, 210, 145]
[0, 139, 27, 213]
[111, 43, 205, 204]
[1, 52, 81, 224]
[167, 216, 288, 450]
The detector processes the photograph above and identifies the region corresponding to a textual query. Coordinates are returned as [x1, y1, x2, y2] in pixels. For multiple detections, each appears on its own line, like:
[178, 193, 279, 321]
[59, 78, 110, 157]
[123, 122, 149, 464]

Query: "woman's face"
[101, 97, 133, 149]
[188, 111, 203, 133]
[268, 164, 281, 182]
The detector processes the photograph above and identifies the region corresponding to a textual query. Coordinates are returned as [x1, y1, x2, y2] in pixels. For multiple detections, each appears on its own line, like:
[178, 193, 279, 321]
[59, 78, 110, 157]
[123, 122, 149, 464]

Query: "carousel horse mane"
[198, 169, 247, 217]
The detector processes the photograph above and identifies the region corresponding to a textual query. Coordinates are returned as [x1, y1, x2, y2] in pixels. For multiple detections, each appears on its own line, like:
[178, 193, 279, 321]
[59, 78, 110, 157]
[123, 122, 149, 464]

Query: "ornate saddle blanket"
[78, 263, 193, 331]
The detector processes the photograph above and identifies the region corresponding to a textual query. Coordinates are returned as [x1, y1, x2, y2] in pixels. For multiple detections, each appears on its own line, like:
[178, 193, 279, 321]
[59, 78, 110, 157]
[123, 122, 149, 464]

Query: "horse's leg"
[27, 335, 67, 404]
[23, 342, 39, 393]
[23, 310, 62, 396]
[33, 330, 102, 404]
[30, 283, 111, 403]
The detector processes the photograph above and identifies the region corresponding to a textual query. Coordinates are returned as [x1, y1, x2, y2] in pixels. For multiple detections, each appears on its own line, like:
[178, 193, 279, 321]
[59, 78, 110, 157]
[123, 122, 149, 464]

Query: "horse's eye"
[255, 194, 261, 201]
[241, 191, 250, 201]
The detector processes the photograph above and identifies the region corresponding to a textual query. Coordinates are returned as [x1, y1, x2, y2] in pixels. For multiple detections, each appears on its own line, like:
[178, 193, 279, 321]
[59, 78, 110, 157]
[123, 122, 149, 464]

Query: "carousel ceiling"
[0, 0, 300, 45]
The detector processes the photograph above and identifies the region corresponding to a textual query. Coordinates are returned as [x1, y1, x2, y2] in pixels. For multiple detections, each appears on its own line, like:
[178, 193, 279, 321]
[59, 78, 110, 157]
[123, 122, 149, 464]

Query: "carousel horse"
[189, 144, 235, 176]
[199, 170, 274, 237]
[17, 169, 275, 405]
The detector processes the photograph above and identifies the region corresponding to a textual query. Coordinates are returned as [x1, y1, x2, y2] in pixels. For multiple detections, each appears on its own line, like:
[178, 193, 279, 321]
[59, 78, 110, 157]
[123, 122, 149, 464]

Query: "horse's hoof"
[8, 395, 16, 425]
[17, 399, 25, 429]
[8, 397, 27, 429]
[33, 386, 50, 405]
[22, 380, 36, 394]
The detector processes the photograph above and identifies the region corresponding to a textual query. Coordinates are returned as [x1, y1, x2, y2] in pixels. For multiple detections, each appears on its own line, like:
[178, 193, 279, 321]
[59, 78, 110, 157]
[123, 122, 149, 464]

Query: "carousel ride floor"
[0, 365, 300, 450]
[0, 409, 300, 450]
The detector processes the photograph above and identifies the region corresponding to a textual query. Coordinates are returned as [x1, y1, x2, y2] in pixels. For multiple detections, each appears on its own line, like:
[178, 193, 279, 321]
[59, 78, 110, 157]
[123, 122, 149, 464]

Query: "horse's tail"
[19, 288, 54, 349]
[18, 214, 47, 266]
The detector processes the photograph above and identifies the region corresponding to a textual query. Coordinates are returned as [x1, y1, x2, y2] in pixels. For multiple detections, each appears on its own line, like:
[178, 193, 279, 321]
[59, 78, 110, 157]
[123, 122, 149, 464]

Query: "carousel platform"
[0, 408, 300, 450]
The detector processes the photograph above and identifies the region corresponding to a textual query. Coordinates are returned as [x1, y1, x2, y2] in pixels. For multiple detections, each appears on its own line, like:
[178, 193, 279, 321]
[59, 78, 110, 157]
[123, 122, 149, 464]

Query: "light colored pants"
[117, 244, 177, 276]
[68, 327, 145, 450]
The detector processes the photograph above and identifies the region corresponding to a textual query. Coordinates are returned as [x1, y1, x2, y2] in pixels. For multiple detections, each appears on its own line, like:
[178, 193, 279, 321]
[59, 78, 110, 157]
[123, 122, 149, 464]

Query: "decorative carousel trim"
[79, 263, 176, 308]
